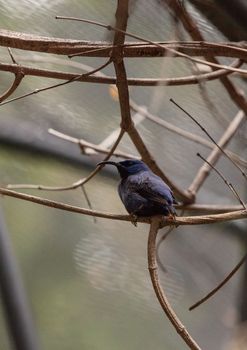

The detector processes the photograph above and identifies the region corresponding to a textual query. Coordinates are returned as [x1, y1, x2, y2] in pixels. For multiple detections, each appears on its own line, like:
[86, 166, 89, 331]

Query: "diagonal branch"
[129, 100, 247, 169]
[111, 0, 192, 204]
[163, 0, 247, 122]
[0, 58, 112, 107]
[185, 110, 246, 194]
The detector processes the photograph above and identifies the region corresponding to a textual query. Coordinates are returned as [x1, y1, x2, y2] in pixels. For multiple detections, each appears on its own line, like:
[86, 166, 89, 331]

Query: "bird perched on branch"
[98, 159, 177, 218]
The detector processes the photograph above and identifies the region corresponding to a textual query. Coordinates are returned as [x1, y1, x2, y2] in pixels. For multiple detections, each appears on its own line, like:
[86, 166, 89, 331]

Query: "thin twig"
[48, 128, 138, 159]
[0, 58, 112, 107]
[189, 252, 247, 311]
[55, 15, 247, 75]
[147, 217, 201, 350]
[197, 153, 246, 210]
[7, 47, 17, 64]
[80, 185, 97, 224]
[163, 0, 247, 127]
[170, 99, 247, 184]
[8, 128, 125, 191]
[129, 101, 247, 168]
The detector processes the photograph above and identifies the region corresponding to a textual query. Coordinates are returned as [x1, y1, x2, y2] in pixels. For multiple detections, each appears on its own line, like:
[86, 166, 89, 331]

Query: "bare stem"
[147, 217, 201, 349]
[170, 99, 247, 185]
[55, 16, 247, 75]
[189, 252, 247, 311]
[197, 153, 246, 210]
[0, 58, 112, 107]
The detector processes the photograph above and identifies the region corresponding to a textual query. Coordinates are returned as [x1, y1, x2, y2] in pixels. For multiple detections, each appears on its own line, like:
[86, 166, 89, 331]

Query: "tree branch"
[187, 110, 246, 194]
[2, 29, 247, 58]
[147, 217, 201, 349]
[0, 59, 242, 87]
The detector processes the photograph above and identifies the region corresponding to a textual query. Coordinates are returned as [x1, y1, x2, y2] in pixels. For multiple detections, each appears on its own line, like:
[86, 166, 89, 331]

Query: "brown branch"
[0, 187, 246, 225]
[0, 58, 112, 107]
[177, 203, 247, 213]
[3, 29, 247, 59]
[48, 128, 138, 160]
[7, 128, 125, 192]
[147, 217, 201, 349]
[129, 100, 247, 169]
[0, 59, 243, 87]
[0, 71, 23, 102]
[55, 16, 247, 76]
[170, 100, 247, 188]
[110, 1, 193, 204]
[0, 48, 24, 102]
[189, 252, 247, 311]
[164, 0, 247, 127]
[197, 153, 246, 210]
[187, 109, 245, 194]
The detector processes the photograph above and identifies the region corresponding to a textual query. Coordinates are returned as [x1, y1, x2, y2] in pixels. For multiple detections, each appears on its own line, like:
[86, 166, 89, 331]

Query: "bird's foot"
[167, 213, 179, 227]
[130, 214, 138, 227]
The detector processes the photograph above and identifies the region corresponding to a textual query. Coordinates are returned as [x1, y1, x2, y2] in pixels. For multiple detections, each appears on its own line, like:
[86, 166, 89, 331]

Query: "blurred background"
[0, 0, 247, 349]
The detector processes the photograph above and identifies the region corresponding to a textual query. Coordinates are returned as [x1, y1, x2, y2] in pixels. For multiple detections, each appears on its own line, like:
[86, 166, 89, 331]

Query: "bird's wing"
[128, 172, 174, 206]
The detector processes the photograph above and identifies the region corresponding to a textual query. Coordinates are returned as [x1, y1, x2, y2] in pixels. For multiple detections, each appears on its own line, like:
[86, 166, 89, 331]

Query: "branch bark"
[148, 217, 201, 349]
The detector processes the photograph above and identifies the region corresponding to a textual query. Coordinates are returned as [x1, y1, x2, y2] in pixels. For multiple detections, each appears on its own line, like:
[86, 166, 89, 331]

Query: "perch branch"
[0, 187, 246, 224]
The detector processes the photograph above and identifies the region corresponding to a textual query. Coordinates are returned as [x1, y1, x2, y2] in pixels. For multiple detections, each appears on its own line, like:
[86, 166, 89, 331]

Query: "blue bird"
[98, 159, 177, 217]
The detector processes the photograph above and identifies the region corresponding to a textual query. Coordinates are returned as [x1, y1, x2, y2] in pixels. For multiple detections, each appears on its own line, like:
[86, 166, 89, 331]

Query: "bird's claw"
[130, 214, 138, 226]
[167, 213, 179, 227]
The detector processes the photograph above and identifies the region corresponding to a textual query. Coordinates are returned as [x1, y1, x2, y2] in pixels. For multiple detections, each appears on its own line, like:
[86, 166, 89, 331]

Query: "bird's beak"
[97, 161, 118, 167]
[97, 161, 126, 172]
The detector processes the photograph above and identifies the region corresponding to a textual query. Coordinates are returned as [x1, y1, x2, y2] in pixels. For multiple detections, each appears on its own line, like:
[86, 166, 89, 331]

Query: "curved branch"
[147, 217, 201, 349]
[0, 71, 23, 102]
[0, 59, 112, 107]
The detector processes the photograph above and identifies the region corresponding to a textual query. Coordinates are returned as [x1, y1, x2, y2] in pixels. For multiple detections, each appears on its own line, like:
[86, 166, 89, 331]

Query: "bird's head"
[98, 159, 149, 178]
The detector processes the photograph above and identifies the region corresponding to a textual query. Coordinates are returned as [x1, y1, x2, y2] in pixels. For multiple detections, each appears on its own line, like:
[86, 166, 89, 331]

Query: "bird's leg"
[129, 203, 145, 226]
[167, 208, 178, 228]
[130, 214, 138, 227]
